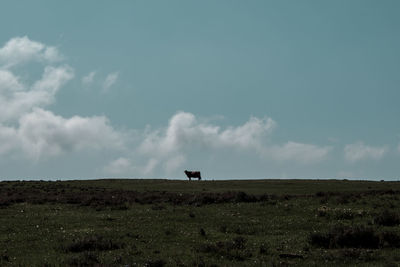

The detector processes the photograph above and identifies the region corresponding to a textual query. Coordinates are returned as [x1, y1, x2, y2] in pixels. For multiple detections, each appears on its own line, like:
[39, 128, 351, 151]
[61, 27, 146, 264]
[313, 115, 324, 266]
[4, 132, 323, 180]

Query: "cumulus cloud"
[139, 112, 276, 157]
[344, 142, 387, 162]
[0, 65, 74, 122]
[132, 111, 331, 175]
[103, 72, 119, 91]
[0, 36, 124, 161]
[17, 108, 122, 159]
[0, 69, 24, 92]
[0, 109, 122, 159]
[0, 36, 63, 68]
[82, 71, 96, 86]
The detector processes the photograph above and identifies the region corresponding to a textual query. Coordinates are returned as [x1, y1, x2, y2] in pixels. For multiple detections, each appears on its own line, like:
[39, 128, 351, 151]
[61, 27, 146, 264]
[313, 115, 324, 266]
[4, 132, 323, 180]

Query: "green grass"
[0, 179, 400, 266]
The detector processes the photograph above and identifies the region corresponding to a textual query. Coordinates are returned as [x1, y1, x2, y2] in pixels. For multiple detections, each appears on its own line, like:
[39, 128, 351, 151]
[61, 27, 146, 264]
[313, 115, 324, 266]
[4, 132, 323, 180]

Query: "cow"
[184, 170, 201, 181]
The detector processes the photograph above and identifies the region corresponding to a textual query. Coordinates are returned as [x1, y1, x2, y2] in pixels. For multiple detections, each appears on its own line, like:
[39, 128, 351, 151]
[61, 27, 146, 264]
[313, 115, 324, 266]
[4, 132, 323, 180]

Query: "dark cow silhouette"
[184, 170, 201, 181]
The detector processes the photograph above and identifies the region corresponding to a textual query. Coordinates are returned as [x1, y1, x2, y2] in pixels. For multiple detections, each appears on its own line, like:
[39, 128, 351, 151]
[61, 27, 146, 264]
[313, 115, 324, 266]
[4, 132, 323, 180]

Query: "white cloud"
[268, 142, 331, 164]
[0, 36, 63, 68]
[103, 72, 119, 91]
[82, 71, 96, 86]
[32, 66, 74, 94]
[133, 111, 331, 175]
[219, 117, 276, 148]
[139, 112, 276, 157]
[0, 108, 123, 160]
[0, 37, 125, 161]
[344, 142, 387, 162]
[103, 157, 135, 176]
[0, 124, 18, 155]
[0, 69, 24, 92]
[0, 65, 74, 123]
[17, 108, 123, 159]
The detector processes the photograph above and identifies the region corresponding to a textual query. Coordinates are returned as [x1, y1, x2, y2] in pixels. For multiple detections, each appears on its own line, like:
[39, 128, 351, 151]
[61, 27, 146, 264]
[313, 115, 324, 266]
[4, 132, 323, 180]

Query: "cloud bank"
[106, 111, 332, 176]
[3, 36, 393, 179]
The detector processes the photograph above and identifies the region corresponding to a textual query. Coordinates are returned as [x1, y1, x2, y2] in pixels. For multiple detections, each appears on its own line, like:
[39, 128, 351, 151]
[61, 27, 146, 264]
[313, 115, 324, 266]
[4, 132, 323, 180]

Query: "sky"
[0, 1, 399, 180]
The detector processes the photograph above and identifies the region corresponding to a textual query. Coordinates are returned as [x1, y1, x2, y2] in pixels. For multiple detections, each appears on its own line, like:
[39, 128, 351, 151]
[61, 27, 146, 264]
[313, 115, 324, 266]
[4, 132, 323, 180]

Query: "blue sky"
[0, 1, 399, 180]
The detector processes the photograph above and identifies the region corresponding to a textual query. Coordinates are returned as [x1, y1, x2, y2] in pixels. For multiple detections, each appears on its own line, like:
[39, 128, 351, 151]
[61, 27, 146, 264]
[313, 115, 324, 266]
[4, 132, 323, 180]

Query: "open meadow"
[0, 179, 400, 266]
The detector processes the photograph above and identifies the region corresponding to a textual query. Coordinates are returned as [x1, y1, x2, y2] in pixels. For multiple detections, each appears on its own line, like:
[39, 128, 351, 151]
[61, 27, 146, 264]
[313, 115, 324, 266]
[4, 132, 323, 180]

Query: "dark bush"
[315, 191, 327, 197]
[310, 225, 380, 249]
[259, 243, 269, 255]
[311, 225, 400, 250]
[309, 231, 332, 248]
[63, 235, 123, 253]
[235, 191, 257, 202]
[380, 231, 400, 248]
[65, 251, 99, 266]
[335, 226, 379, 248]
[374, 210, 400, 226]
[219, 225, 227, 233]
[145, 259, 166, 267]
[199, 228, 206, 237]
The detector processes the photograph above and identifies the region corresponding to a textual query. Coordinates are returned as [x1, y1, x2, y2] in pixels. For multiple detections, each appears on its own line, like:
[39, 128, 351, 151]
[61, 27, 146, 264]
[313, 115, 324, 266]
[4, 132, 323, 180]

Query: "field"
[0, 179, 400, 266]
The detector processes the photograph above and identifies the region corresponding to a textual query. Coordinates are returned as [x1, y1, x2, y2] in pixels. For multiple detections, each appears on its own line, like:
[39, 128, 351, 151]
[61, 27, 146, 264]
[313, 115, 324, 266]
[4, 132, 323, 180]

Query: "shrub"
[199, 228, 206, 237]
[65, 251, 99, 266]
[311, 225, 400, 249]
[380, 231, 400, 248]
[310, 225, 380, 249]
[335, 226, 379, 248]
[63, 235, 123, 253]
[374, 209, 400, 226]
[219, 225, 227, 233]
[145, 259, 166, 267]
[259, 243, 269, 255]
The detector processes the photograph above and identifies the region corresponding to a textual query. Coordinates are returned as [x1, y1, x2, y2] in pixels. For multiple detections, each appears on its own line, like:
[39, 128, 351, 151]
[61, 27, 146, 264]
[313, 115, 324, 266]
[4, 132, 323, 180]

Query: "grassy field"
[0, 179, 400, 266]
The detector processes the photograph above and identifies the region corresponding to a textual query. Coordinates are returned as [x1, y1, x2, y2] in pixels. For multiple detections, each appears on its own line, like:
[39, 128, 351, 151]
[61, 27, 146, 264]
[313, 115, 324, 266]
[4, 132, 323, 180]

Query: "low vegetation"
[0, 179, 399, 266]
